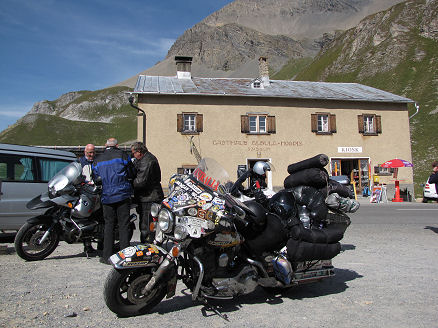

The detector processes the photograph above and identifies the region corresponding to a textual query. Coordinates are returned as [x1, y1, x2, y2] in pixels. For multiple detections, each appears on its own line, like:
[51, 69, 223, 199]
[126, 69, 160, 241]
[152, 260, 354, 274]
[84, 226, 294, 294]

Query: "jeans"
[102, 198, 131, 260]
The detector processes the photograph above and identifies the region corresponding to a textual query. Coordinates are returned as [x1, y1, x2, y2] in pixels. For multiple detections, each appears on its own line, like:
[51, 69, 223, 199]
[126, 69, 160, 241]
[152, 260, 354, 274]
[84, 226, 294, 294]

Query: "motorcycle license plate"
[109, 254, 120, 265]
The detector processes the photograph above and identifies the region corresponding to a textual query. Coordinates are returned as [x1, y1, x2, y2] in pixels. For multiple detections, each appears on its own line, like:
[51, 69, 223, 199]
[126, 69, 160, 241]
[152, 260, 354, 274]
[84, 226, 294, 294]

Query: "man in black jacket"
[131, 142, 164, 243]
[429, 161, 438, 194]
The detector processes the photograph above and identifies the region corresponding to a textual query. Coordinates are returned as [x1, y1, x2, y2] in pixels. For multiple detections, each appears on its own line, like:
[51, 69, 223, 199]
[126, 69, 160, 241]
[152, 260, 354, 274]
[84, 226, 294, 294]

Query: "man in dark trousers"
[428, 161, 438, 194]
[93, 138, 134, 264]
[131, 141, 164, 243]
[77, 143, 96, 256]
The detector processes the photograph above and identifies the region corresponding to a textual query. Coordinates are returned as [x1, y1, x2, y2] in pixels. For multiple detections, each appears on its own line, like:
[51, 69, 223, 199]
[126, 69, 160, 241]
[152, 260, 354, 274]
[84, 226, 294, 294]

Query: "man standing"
[93, 138, 134, 264]
[428, 161, 438, 194]
[131, 142, 164, 243]
[77, 143, 96, 256]
[78, 144, 95, 183]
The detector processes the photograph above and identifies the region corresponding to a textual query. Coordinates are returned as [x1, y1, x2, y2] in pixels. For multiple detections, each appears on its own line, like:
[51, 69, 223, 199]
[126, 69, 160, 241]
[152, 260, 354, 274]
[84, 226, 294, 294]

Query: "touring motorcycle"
[103, 158, 351, 317]
[14, 162, 136, 261]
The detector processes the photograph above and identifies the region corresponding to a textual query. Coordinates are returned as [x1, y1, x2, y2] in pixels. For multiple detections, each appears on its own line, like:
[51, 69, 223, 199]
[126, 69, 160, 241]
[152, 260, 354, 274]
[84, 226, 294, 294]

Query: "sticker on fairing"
[199, 192, 213, 201]
[121, 246, 137, 257]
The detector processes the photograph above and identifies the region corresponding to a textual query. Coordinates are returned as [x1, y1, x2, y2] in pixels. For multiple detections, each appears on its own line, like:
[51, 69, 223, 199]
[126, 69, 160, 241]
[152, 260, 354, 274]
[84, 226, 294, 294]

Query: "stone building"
[130, 56, 414, 199]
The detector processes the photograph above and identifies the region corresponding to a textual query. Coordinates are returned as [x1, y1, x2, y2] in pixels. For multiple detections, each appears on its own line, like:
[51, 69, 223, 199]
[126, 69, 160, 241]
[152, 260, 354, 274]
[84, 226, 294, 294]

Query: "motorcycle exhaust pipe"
[141, 245, 181, 295]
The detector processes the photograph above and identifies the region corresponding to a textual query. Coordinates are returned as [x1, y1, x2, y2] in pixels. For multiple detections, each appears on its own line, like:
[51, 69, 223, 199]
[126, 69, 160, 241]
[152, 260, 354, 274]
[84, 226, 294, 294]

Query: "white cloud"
[0, 104, 32, 117]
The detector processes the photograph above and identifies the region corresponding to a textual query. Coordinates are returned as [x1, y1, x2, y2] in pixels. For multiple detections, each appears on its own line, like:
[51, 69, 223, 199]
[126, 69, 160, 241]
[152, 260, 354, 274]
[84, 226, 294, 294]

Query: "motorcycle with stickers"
[103, 158, 349, 318]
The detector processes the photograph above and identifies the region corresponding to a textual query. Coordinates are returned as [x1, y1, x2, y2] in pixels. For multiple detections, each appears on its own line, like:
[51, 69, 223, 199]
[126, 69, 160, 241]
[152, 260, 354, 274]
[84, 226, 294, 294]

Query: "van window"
[38, 158, 71, 182]
[0, 155, 36, 181]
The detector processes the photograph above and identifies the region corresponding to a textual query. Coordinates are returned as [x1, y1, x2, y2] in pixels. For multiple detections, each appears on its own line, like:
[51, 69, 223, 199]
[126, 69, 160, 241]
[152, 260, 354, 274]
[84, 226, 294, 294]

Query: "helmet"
[253, 161, 271, 175]
[268, 190, 297, 219]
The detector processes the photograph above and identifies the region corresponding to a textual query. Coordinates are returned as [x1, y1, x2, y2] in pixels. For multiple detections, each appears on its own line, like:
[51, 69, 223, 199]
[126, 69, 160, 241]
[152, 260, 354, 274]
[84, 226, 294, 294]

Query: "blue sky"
[0, 0, 233, 132]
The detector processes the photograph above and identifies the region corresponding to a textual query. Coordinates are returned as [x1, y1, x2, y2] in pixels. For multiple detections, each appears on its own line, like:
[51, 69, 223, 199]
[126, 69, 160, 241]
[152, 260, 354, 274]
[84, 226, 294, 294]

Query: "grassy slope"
[294, 24, 438, 197]
[0, 87, 136, 145]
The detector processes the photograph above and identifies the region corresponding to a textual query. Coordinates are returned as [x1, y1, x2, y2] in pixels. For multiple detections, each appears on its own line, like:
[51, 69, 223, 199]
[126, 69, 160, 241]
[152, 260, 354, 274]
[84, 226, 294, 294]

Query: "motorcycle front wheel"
[103, 267, 167, 317]
[14, 222, 59, 261]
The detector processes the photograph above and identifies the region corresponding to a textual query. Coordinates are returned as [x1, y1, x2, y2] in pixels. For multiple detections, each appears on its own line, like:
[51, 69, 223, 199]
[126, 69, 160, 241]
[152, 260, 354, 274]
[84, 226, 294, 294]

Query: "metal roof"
[133, 75, 413, 103]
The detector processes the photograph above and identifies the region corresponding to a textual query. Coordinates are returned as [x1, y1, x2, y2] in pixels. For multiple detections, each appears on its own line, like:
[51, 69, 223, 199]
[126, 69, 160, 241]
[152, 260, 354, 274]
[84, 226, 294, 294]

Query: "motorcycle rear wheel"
[103, 267, 167, 317]
[14, 222, 59, 261]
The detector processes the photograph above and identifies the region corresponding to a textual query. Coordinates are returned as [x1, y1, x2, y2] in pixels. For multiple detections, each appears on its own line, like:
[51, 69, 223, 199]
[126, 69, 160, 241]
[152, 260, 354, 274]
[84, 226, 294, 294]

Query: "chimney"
[258, 56, 270, 87]
[175, 56, 193, 79]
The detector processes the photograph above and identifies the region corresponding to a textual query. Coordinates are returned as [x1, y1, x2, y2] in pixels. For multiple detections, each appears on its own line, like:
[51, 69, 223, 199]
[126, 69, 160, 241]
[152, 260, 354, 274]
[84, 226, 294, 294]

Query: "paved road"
[0, 201, 437, 328]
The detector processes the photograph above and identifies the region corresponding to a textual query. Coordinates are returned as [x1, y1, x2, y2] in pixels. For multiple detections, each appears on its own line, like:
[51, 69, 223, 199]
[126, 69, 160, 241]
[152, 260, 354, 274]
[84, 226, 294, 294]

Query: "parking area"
[1, 201, 437, 328]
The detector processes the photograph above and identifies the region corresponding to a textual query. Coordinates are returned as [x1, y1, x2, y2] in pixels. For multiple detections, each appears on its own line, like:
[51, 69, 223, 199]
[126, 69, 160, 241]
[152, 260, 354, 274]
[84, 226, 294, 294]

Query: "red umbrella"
[380, 158, 413, 168]
[380, 158, 413, 202]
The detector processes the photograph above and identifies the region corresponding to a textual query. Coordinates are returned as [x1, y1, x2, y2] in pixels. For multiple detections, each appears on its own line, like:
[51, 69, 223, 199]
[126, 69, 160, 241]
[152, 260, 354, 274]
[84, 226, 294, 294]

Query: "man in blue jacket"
[93, 138, 134, 264]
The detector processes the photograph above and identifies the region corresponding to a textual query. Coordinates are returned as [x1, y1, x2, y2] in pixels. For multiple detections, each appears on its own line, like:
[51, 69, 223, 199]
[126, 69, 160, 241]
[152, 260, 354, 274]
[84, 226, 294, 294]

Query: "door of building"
[247, 158, 272, 190]
[331, 158, 370, 193]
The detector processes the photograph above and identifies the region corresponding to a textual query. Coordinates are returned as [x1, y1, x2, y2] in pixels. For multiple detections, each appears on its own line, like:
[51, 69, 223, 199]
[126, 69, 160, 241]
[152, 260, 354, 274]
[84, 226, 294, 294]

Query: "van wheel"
[14, 222, 59, 261]
[422, 197, 429, 203]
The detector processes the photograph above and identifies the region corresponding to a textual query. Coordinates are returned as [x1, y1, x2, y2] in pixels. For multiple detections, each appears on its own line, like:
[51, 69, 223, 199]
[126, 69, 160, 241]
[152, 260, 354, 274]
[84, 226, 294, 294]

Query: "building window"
[177, 113, 203, 134]
[311, 113, 336, 134]
[184, 114, 196, 132]
[241, 114, 276, 134]
[358, 114, 381, 135]
[251, 79, 263, 89]
[249, 115, 266, 133]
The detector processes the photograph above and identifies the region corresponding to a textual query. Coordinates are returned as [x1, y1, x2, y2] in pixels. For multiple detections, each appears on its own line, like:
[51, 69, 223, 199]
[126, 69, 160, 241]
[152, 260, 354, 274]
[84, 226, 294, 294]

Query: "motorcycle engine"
[193, 243, 259, 298]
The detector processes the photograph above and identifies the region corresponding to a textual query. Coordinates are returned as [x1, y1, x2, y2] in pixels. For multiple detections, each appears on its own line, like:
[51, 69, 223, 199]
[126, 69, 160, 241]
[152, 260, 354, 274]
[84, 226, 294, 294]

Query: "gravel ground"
[1, 202, 438, 328]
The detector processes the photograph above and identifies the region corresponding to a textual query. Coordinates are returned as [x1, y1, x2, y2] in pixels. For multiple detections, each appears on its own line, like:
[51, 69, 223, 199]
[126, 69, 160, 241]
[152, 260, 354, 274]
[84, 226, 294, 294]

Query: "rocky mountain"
[117, 0, 406, 87]
[292, 0, 438, 193]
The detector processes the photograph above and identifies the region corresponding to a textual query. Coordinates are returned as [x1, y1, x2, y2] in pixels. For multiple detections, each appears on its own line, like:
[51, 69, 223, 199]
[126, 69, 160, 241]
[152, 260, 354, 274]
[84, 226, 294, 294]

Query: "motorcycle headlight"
[151, 203, 161, 218]
[174, 225, 188, 241]
[158, 208, 174, 233]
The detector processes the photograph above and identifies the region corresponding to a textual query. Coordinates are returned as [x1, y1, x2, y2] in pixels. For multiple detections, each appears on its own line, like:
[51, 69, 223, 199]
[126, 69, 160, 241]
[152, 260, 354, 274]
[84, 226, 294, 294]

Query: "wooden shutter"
[330, 114, 337, 133]
[311, 114, 317, 132]
[376, 115, 382, 134]
[177, 114, 183, 132]
[358, 115, 364, 134]
[267, 116, 276, 134]
[196, 114, 203, 132]
[241, 115, 249, 133]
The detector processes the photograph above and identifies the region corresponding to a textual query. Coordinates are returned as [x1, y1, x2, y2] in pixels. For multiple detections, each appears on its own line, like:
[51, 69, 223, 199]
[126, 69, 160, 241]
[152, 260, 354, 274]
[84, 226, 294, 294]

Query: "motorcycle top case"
[109, 244, 165, 269]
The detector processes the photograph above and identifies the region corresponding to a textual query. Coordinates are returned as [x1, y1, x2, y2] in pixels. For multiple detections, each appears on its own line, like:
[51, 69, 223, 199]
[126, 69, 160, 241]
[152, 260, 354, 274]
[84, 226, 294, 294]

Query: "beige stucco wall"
[136, 94, 413, 197]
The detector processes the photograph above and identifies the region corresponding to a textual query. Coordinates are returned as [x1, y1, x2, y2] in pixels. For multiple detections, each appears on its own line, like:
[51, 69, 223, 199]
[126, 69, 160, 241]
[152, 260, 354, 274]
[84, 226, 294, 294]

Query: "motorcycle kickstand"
[197, 295, 229, 322]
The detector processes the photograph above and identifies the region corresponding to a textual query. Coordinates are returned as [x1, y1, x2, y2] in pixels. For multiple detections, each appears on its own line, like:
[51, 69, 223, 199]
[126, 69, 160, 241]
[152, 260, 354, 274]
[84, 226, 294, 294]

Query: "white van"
[0, 143, 77, 231]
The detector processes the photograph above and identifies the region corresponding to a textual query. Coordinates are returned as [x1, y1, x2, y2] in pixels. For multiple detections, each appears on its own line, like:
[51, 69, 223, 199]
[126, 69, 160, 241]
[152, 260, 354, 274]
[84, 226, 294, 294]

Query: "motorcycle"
[103, 158, 352, 318]
[14, 162, 136, 261]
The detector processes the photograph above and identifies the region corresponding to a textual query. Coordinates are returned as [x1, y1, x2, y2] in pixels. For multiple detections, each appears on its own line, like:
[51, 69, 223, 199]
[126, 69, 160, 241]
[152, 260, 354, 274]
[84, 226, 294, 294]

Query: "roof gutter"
[409, 103, 420, 119]
[128, 94, 146, 145]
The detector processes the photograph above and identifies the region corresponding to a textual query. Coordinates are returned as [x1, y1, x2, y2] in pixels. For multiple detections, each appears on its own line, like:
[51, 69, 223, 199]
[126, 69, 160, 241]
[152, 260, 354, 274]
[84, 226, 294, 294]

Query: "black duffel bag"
[288, 223, 347, 244]
[286, 238, 341, 261]
[284, 168, 329, 189]
[287, 154, 329, 174]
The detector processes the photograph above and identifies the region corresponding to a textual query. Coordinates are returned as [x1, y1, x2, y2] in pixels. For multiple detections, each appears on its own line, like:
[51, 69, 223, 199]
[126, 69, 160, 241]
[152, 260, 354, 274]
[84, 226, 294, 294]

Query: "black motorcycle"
[14, 162, 136, 261]
[103, 158, 352, 318]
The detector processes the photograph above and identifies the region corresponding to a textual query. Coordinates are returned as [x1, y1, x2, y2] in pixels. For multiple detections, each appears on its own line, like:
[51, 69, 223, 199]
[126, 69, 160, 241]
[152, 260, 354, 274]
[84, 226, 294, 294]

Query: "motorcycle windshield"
[48, 161, 83, 193]
[191, 158, 233, 195]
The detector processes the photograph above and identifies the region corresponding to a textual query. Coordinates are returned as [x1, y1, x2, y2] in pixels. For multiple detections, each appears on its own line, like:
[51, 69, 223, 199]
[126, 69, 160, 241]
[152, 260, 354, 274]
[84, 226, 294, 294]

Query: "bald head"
[84, 144, 95, 160]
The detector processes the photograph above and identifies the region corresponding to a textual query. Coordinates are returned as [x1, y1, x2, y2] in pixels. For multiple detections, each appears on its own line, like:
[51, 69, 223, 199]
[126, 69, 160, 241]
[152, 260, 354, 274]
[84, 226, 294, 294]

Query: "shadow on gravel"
[425, 226, 438, 234]
[146, 268, 362, 320]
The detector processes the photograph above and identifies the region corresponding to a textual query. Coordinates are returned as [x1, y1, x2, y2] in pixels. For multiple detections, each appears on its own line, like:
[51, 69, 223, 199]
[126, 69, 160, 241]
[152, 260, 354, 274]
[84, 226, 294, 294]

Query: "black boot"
[83, 240, 97, 257]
